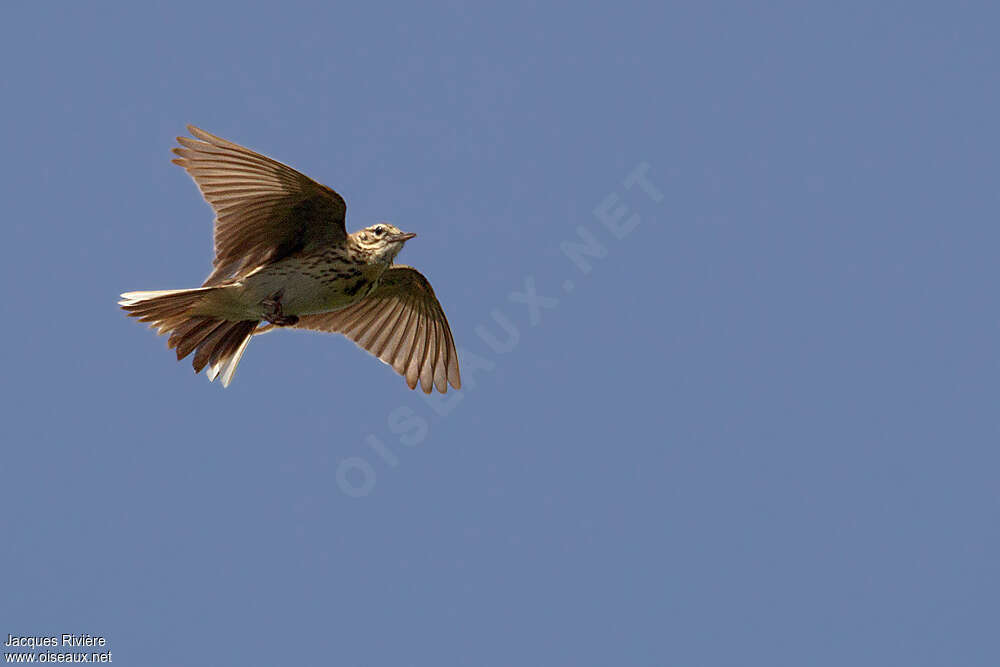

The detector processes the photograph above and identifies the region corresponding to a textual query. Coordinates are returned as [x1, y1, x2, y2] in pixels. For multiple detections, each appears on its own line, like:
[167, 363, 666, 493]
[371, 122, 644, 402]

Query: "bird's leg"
[261, 289, 299, 326]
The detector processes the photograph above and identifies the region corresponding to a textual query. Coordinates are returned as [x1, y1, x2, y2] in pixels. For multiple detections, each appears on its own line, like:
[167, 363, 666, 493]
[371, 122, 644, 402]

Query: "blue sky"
[2, 2, 997, 665]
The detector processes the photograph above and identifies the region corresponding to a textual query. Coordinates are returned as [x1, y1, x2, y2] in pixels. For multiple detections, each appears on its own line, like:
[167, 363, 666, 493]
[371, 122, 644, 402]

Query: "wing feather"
[417, 310, 436, 393]
[172, 125, 347, 286]
[387, 305, 418, 376]
[280, 266, 461, 392]
[369, 300, 407, 358]
[404, 313, 426, 390]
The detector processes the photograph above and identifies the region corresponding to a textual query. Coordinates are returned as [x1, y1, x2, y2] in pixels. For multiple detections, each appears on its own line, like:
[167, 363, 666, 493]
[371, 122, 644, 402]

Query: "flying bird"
[120, 126, 461, 392]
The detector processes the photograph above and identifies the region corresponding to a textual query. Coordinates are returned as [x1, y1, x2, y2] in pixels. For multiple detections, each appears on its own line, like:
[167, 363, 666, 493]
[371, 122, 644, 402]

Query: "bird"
[120, 125, 461, 393]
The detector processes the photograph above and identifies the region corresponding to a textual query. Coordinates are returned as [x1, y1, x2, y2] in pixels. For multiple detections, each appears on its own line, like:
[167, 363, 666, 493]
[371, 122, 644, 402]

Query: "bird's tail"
[119, 288, 259, 387]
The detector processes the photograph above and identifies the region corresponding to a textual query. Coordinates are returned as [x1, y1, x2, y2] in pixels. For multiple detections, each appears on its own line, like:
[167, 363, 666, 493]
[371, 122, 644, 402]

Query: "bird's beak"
[387, 232, 417, 243]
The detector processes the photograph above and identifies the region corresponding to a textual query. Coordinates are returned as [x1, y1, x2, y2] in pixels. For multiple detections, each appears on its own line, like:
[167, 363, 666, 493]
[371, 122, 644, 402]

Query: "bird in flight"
[120, 126, 461, 392]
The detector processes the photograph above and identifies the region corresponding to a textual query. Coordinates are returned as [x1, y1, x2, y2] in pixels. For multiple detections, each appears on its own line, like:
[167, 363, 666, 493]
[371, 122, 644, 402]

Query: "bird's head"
[352, 223, 416, 264]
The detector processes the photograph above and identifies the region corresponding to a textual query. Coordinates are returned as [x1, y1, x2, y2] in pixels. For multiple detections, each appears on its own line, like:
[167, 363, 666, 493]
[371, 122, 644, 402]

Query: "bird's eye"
[373, 226, 385, 236]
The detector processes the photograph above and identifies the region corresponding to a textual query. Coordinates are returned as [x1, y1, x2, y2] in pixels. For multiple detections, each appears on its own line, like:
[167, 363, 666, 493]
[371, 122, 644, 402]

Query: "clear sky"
[2, 2, 997, 665]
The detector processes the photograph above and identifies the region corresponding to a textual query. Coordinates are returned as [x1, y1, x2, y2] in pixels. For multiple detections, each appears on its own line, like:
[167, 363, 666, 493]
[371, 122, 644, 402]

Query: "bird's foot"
[261, 291, 299, 326]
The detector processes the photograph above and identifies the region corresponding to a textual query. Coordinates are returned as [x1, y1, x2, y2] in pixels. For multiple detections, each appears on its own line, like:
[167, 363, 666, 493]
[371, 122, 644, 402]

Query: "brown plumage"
[120, 126, 461, 392]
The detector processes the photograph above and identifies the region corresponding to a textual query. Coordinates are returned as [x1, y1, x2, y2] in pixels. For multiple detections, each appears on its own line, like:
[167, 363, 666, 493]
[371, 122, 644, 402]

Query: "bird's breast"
[240, 254, 378, 317]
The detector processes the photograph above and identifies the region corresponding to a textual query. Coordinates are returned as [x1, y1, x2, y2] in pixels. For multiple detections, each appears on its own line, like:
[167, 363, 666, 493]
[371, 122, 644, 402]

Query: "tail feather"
[207, 321, 257, 386]
[120, 288, 259, 387]
[191, 321, 230, 373]
[120, 288, 213, 334]
[168, 316, 218, 359]
[220, 334, 252, 386]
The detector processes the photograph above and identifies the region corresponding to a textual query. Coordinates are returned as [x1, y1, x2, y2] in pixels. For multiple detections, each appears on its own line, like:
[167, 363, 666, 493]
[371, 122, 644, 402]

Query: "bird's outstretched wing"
[272, 266, 461, 393]
[172, 125, 348, 286]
